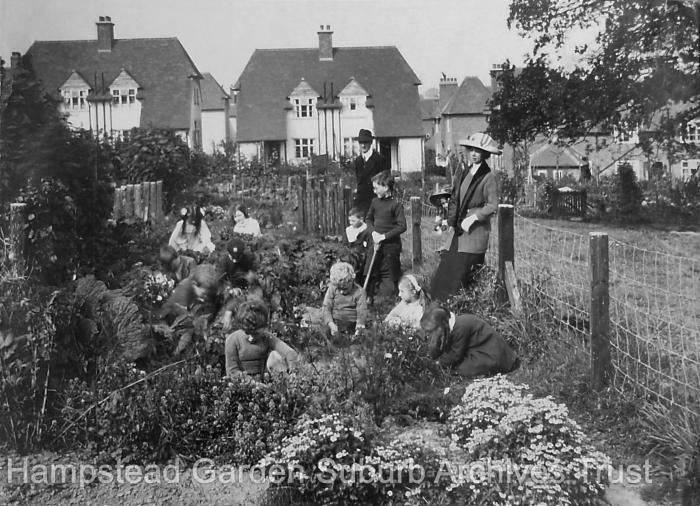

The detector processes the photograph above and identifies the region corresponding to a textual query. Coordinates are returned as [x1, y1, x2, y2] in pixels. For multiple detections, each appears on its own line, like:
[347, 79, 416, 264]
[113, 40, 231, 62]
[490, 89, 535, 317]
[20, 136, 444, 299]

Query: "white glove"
[460, 214, 478, 233]
[371, 231, 386, 244]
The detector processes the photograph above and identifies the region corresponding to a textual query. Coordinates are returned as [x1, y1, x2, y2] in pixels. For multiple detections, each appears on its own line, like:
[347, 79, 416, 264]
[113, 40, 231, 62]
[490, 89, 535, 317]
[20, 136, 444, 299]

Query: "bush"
[446, 375, 610, 505]
[611, 163, 643, 219]
[260, 413, 441, 505]
[56, 361, 308, 465]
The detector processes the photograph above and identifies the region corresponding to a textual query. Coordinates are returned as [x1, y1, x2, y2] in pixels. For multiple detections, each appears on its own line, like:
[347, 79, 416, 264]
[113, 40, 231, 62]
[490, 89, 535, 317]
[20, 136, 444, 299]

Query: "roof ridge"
[254, 45, 397, 52]
[32, 37, 180, 44]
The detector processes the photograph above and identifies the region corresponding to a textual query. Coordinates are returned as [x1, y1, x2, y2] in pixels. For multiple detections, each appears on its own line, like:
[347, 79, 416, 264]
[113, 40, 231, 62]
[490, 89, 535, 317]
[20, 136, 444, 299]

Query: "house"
[200, 72, 231, 154]
[420, 95, 439, 152]
[23, 16, 204, 149]
[233, 25, 424, 172]
[529, 142, 589, 181]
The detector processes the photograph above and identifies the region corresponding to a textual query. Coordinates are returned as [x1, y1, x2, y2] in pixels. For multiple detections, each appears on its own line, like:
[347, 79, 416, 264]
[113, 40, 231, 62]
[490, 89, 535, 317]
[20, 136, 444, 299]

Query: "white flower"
[444, 387, 450, 395]
[384, 353, 393, 359]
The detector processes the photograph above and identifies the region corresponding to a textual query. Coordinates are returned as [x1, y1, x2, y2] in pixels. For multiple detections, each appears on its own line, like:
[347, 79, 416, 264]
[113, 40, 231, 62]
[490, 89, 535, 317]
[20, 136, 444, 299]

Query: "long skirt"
[430, 235, 485, 302]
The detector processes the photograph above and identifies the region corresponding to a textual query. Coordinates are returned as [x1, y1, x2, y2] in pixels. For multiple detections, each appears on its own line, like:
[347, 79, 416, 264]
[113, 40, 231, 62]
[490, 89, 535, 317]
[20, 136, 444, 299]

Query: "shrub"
[260, 413, 439, 505]
[446, 375, 610, 505]
[56, 361, 308, 465]
[611, 162, 643, 219]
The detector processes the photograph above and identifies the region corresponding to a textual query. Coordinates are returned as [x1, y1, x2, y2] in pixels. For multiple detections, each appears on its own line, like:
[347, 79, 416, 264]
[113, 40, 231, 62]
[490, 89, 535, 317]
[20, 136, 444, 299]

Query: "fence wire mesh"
[401, 194, 700, 418]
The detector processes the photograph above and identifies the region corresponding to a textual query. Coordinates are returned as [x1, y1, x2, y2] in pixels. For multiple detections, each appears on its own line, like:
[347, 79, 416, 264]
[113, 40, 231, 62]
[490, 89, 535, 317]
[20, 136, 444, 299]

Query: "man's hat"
[458, 132, 502, 154]
[355, 129, 374, 143]
[429, 186, 452, 207]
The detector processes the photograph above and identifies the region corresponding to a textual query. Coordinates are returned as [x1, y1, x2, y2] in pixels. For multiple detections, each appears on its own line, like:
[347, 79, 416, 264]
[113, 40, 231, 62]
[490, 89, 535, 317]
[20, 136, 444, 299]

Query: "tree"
[493, 0, 699, 150]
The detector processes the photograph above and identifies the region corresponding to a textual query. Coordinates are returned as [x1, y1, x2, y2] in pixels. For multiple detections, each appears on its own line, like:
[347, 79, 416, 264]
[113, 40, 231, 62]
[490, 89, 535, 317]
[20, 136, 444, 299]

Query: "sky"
[1, 0, 537, 94]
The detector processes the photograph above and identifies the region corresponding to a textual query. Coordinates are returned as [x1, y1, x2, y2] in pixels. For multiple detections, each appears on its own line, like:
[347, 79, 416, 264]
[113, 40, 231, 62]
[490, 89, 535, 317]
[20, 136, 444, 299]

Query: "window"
[349, 98, 357, 111]
[685, 121, 700, 143]
[62, 89, 87, 110]
[343, 137, 359, 157]
[295, 138, 314, 158]
[294, 98, 314, 118]
[111, 88, 136, 107]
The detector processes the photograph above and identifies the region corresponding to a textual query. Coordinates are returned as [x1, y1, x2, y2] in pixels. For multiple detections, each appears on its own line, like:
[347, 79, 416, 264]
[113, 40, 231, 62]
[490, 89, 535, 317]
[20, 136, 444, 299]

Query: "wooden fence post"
[125, 184, 135, 221]
[497, 204, 514, 305]
[9, 203, 27, 275]
[113, 186, 123, 220]
[297, 183, 306, 233]
[133, 183, 143, 222]
[148, 182, 158, 222]
[319, 179, 327, 236]
[590, 232, 612, 390]
[410, 196, 422, 268]
[155, 180, 164, 223]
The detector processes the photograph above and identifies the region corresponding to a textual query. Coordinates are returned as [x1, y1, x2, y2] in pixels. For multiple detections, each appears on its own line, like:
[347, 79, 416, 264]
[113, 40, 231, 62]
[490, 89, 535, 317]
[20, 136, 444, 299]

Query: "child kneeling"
[384, 274, 428, 329]
[225, 300, 297, 381]
[322, 262, 368, 338]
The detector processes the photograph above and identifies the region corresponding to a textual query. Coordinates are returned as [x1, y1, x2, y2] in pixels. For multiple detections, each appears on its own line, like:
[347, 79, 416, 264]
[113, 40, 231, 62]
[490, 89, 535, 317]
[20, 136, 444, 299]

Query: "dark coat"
[446, 161, 499, 254]
[430, 314, 518, 377]
[353, 151, 389, 214]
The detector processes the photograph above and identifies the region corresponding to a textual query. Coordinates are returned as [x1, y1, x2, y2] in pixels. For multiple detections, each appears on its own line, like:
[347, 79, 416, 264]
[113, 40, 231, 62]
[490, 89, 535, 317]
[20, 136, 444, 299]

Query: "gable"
[109, 69, 140, 90]
[338, 77, 367, 97]
[26, 37, 201, 130]
[235, 46, 422, 141]
[289, 78, 319, 98]
[201, 72, 229, 111]
[60, 70, 90, 90]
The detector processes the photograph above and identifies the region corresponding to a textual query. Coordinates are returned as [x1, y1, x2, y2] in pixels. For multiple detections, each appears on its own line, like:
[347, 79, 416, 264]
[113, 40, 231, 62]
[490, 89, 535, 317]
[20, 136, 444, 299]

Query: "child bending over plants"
[224, 299, 298, 381]
[384, 274, 428, 329]
[322, 261, 368, 340]
[159, 245, 196, 283]
[420, 304, 519, 378]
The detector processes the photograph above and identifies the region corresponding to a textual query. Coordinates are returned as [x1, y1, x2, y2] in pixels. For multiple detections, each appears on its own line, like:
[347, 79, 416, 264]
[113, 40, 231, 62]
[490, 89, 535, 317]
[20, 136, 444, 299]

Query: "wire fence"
[402, 197, 700, 419]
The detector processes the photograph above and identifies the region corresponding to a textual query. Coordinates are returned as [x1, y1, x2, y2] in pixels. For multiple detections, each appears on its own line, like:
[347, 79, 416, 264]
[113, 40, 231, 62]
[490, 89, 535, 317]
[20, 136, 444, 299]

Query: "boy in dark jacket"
[364, 171, 407, 302]
[345, 206, 371, 286]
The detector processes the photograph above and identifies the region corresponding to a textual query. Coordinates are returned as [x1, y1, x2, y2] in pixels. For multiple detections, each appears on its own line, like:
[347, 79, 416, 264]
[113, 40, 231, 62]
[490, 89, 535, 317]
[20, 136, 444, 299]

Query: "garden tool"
[363, 240, 381, 292]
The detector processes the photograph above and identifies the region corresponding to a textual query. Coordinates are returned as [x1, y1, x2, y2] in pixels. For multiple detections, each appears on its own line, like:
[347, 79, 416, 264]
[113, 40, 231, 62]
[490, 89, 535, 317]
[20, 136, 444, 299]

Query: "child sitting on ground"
[364, 171, 407, 303]
[384, 274, 428, 329]
[345, 207, 371, 285]
[322, 261, 368, 338]
[224, 300, 298, 381]
[159, 245, 196, 283]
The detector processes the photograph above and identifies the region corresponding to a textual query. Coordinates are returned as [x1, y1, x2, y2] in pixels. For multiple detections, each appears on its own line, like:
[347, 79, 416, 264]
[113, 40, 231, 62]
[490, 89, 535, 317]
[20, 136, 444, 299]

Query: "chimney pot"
[99, 16, 105, 21]
[10, 52, 21, 69]
[105, 16, 111, 21]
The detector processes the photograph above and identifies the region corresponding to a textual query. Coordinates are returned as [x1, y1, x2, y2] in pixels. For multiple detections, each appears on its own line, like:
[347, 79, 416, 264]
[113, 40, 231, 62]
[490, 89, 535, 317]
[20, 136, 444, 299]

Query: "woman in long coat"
[430, 132, 501, 302]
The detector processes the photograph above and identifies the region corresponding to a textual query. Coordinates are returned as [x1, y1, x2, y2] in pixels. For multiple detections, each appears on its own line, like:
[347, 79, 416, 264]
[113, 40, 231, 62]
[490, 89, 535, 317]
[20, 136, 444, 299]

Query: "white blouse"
[168, 220, 215, 253]
[384, 299, 425, 329]
[233, 217, 262, 237]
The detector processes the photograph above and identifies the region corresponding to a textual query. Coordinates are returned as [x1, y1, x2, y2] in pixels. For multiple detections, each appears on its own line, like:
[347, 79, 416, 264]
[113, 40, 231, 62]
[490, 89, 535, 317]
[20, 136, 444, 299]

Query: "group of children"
[155, 169, 518, 383]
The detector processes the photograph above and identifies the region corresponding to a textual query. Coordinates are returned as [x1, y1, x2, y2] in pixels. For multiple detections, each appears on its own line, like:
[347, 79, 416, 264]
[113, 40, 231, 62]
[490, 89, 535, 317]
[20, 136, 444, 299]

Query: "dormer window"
[289, 78, 318, 119]
[294, 98, 315, 118]
[108, 69, 140, 109]
[63, 89, 88, 110]
[685, 120, 700, 143]
[338, 77, 368, 116]
[112, 88, 136, 107]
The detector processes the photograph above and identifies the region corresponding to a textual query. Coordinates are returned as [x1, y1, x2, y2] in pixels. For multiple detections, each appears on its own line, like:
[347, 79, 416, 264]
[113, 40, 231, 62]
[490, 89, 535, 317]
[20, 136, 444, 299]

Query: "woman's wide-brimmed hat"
[355, 129, 374, 143]
[459, 132, 502, 154]
[429, 186, 452, 207]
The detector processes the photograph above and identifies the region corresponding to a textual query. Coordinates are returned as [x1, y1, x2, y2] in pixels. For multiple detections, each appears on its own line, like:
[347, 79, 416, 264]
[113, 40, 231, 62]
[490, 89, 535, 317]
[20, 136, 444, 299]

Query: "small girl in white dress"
[384, 274, 428, 329]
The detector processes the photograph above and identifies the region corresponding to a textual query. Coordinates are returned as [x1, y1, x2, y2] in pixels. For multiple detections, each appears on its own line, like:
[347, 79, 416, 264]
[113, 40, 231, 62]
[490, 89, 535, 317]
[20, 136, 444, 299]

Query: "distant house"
[23, 16, 204, 149]
[200, 72, 231, 154]
[529, 143, 589, 181]
[421, 96, 439, 152]
[233, 25, 424, 172]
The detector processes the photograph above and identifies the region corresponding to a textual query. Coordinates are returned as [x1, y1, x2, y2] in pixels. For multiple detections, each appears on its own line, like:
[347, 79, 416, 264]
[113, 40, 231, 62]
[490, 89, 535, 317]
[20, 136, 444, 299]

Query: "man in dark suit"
[352, 129, 389, 214]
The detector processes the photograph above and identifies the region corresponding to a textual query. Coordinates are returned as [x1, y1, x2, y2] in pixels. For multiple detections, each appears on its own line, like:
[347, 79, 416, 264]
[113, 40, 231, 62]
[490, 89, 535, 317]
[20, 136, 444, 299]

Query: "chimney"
[10, 52, 21, 69]
[318, 25, 333, 61]
[489, 63, 506, 94]
[438, 76, 458, 112]
[96, 16, 114, 52]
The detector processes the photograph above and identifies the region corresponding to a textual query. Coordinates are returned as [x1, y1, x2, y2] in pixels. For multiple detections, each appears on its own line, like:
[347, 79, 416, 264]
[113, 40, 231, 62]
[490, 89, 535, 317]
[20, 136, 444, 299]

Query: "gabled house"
[23, 16, 204, 149]
[529, 142, 589, 181]
[233, 25, 424, 172]
[200, 72, 231, 154]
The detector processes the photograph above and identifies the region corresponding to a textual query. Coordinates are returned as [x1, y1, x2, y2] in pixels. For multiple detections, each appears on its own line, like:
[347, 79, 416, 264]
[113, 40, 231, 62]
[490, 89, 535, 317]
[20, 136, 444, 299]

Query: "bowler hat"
[459, 132, 502, 154]
[429, 186, 452, 207]
[355, 129, 374, 143]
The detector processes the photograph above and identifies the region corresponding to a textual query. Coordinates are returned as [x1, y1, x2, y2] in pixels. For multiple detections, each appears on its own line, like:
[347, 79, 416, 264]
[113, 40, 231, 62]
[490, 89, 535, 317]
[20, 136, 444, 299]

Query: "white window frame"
[685, 120, 700, 143]
[293, 98, 315, 118]
[62, 89, 88, 110]
[295, 138, 314, 158]
[111, 88, 137, 107]
[343, 137, 359, 157]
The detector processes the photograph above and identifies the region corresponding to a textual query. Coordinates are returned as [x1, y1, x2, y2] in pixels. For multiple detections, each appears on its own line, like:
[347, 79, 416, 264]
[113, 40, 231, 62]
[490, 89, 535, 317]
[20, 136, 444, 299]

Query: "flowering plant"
[136, 271, 175, 308]
[446, 375, 610, 505]
[260, 413, 437, 504]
